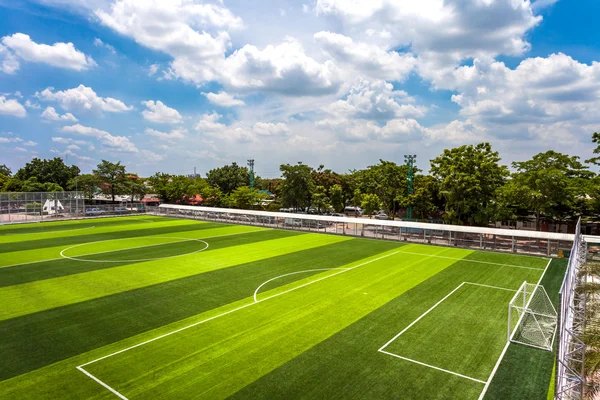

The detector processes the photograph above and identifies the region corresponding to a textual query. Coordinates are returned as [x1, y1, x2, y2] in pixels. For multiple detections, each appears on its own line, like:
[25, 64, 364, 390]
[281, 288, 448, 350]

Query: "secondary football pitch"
[0, 215, 565, 399]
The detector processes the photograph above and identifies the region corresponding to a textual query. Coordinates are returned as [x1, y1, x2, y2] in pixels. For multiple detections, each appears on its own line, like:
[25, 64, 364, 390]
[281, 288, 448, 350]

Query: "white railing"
[556, 218, 586, 399]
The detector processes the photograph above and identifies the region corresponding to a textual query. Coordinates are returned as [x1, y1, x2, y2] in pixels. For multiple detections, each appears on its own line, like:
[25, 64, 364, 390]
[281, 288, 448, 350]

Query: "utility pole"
[404, 154, 417, 220]
[194, 166, 197, 178]
[247, 159, 255, 190]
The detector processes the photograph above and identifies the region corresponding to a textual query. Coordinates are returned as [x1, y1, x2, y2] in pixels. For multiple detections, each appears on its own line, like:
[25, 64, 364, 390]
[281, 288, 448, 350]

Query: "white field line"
[476, 257, 553, 400]
[76, 366, 128, 400]
[0, 228, 268, 269]
[59, 237, 210, 263]
[463, 282, 517, 292]
[379, 283, 466, 352]
[253, 268, 349, 302]
[77, 250, 403, 397]
[394, 250, 546, 271]
[379, 350, 486, 384]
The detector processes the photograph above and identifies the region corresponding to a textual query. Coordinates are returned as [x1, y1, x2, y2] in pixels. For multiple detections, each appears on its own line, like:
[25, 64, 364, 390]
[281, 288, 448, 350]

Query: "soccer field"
[0, 215, 565, 399]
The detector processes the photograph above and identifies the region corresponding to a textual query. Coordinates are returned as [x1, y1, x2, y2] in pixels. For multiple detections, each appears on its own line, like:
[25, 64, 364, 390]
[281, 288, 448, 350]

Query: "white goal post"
[508, 281, 558, 351]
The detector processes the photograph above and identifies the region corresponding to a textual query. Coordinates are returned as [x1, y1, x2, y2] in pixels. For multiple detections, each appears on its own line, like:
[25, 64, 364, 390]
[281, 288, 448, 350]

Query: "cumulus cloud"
[148, 63, 159, 76]
[221, 39, 341, 95]
[0, 96, 26, 117]
[203, 91, 245, 107]
[144, 127, 186, 140]
[314, 31, 416, 81]
[195, 112, 290, 142]
[323, 79, 426, 121]
[36, 85, 132, 114]
[141, 100, 183, 124]
[252, 122, 290, 136]
[41, 106, 78, 122]
[61, 124, 138, 152]
[317, 117, 426, 142]
[0, 136, 24, 143]
[1, 33, 96, 71]
[195, 112, 226, 132]
[0, 44, 20, 74]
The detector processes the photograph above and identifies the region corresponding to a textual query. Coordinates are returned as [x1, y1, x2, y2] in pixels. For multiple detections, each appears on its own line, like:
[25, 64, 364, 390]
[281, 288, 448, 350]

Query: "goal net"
[508, 281, 558, 351]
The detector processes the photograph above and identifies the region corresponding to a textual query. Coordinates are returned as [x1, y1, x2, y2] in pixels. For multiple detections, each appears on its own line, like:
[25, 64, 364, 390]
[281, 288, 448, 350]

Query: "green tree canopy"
[229, 186, 261, 209]
[430, 142, 508, 226]
[93, 160, 127, 202]
[361, 193, 382, 217]
[15, 157, 79, 189]
[353, 160, 409, 215]
[511, 150, 592, 230]
[329, 184, 344, 213]
[0, 164, 11, 177]
[206, 162, 251, 194]
[311, 185, 331, 213]
[279, 163, 314, 211]
[68, 174, 100, 201]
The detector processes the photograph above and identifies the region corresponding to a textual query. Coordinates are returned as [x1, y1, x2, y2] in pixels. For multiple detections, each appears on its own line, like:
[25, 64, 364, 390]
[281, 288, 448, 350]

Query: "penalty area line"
[378, 350, 486, 384]
[76, 249, 403, 397]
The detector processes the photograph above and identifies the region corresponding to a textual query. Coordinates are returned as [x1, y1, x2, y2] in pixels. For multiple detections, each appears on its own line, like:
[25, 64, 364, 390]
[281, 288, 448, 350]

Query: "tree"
[494, 178, 533, 228]
[352, 189, 363, 208]
[93, 160, 126, 202]
[147, 173, 172, 203]
[3, 177, 23, 192]
[312, 185, 331, 213]
[329, 184, 344, 213]
[279, 163, 314, 211]
[512, 150, 592, 230]
[230, 186, 259, 209]
[200, 185, 223, 207]
[0, 164, 11, 177]
[206, 162, 250, 194]
[361, 193, 382, 217]
[398, 175, 442, 220]
[586, 132, 600, 165]
[68, 174, 100, 201]
[353, 160, 409, 216]
[430, 142, 508, 225]
[15, 157, 79, 189]
[124, 174, 147, 201]
[0, 174, 8, 190]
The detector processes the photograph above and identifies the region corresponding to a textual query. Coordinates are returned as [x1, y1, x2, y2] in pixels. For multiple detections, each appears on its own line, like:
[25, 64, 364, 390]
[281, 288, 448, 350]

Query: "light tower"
[404, 154, 417, 220]
[247, 159, 255, 190]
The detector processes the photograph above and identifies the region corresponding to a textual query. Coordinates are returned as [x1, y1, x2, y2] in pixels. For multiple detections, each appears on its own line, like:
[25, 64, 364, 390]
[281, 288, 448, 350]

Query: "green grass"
[0, 216, 562, 399]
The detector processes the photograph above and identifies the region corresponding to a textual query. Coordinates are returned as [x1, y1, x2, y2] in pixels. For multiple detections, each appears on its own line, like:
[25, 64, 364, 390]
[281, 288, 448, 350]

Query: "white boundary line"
[0, 228, 268, 269]
[60, 237, 210, 263]
[394, 250, 547, 271]
[477, 257, 553, 400]
[378, 281, 522, 387]
[379, 350, 487, 384]
[253, 268, 349, 302]
[77, 250, 403, 398]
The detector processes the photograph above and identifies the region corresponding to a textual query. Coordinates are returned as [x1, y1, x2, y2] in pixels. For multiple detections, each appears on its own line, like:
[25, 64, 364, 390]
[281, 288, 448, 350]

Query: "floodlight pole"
[247, 159, 255, 190]
[404, 154, 417, 220]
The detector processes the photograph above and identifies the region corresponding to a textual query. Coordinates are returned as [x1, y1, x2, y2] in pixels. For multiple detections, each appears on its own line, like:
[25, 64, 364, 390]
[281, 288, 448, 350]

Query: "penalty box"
[379, 282, 518, 385]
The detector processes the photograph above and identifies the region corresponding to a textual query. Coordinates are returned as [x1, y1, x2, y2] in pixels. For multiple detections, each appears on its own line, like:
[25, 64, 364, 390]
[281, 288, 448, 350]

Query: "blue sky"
[0, 0, 599, 178]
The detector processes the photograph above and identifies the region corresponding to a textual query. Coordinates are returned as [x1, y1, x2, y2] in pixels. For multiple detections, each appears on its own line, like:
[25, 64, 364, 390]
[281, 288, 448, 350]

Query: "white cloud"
[195, 112, 225, 131]
[203, 91, 245, 107]
[25, 100, 40, 109]
[14, 147, 28, 152]
[66, 144, 81, 150]
[23, 140, 38, 147]
[1, 33, 96, 71]
[221, 38, 341, 95]
[314, 31, 416, 81]
[36, 85, 132, 114]
[0, 44, 20, 74]
[252, 122, 290, 136]
[141, 100, 183, 124]
[139, 149, 165, 162]
[317, 117, 426, 142]
[148, 63, 159, 76]
[323, 79, 426, 121]
[61, 124, 138, 152]
[94, 37, 116, 53]
[41, 106, 78, 122]
[0, 136, 23, 143]
[425, 119, 488, 143]
[144, 127, 186, 140]
[0, 96, 26, 117]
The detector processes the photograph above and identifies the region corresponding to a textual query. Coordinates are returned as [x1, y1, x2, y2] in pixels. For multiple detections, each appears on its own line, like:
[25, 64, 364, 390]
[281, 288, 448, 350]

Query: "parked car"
[374, 213, 389, 220]
[85, 208, 105, 216]
[114, 208, 131, 214]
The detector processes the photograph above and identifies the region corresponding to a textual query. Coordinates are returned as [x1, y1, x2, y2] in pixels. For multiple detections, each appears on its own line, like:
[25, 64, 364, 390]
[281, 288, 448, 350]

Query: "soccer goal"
[508, 281, 558, 351]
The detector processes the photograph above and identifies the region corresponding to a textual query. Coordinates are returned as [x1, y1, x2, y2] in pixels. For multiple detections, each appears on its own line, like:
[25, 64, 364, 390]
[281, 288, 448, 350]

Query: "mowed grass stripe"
[0, 217, 192, 245]
[0, 230, 303, 288]
[0, 233, 352, 321]
[0, 223, 263, 268]
[84, 249, 457, 400]
[0, 219, 226, 254]
[0, 216, 166, 239]
[231, 248, 547, 400]
[0, 239, 399, 382]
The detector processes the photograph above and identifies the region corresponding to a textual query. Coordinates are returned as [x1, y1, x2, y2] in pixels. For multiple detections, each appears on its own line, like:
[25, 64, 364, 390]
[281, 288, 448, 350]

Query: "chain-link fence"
[0, 192, 148, 224]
